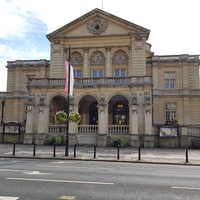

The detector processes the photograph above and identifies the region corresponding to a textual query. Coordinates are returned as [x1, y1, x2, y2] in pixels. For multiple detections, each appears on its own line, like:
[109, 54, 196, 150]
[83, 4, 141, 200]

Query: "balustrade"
[108, 125, 129, 134]
[78, 125, 98, 134]
[187, 127, 200, 137]
[28, 76, 151, 88]
[49, 125, 66, 134]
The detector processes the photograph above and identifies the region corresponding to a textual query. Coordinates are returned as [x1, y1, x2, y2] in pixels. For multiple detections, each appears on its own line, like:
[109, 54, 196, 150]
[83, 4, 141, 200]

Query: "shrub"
[44, 135, 64, 145]
[119, 138, 128, 148]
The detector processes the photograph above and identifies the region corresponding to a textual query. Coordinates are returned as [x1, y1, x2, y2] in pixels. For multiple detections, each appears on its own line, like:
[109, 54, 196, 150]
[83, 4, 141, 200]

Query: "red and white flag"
[64, 60, 74, 96]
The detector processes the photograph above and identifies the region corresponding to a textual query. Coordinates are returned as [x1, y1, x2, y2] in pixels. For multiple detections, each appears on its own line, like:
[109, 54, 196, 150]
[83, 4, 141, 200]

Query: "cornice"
[51, 33, 146, 40]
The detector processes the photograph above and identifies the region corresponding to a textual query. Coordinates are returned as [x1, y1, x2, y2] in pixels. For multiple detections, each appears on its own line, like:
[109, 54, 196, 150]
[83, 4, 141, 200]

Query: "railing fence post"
[94, 145, 96, 158]
[138, 146, 141, 160]
[53, 143, 56, 157]
[117, 145, 120, 159]
[33, 143, 36, 156]
[185, 147, 188, 163]
[13, 142, 16, 156]
[74, 144, 76, 158]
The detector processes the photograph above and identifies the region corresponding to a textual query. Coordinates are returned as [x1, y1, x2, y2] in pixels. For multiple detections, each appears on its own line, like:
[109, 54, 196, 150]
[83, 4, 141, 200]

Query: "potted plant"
[55, 110, 81, 124]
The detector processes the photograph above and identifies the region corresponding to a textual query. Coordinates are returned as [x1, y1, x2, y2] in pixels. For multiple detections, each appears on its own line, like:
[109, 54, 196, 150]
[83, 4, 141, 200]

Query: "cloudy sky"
[0, 0, 199, 91]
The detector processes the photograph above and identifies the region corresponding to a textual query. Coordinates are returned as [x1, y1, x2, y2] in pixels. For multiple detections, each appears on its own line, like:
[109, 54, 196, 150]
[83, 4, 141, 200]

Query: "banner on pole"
[64, 60, 74, 96]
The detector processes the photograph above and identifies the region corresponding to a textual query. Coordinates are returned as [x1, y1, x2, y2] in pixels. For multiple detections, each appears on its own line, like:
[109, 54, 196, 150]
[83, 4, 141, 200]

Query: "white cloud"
[0, 0, 199, 92]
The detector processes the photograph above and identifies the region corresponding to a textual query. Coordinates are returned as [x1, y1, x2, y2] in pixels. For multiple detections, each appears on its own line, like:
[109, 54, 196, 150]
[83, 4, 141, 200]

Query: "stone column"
[24, 105, 34, 144]
[83, 48, 89, 78]
[144, 104, 154, 147]
[97, 98, 108, 146]
[36, 106, 49, 145]
[68, 103, 78, 145]
[105, 47, 111, 77]
[130, 104, 139, 147]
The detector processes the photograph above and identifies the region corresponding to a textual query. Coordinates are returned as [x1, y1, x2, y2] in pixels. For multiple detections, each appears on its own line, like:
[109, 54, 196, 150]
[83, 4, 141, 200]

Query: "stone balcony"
[27, 76, 152, 89]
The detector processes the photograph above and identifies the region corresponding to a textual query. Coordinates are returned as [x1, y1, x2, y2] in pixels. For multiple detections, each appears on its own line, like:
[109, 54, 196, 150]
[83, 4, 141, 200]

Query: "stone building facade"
[0, 9, 200, 148]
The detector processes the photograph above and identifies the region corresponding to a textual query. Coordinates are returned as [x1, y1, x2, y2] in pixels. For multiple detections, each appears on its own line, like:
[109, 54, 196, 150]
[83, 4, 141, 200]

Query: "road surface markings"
[0, 169, 25, 172]
[172, 186, 200, 190]
[0, 196, 19, 200]
[0, 169, 50, 175]
[6, 177, 114, 185]
[158, 170, 200, 175]
[23, 171, 50, 175]
[60, 196, 76, 200]
[36, 165, 114, 171]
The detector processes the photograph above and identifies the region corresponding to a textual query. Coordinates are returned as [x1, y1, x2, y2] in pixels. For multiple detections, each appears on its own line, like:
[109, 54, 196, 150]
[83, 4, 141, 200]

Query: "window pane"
[164, 72, 175, 89]
[121, 69, 126, 76]
[165, 80, 169, 89]
[114, 69, 119, 76]
[74, 70, 81, 78]
[98, 70, 103, 77]
[92, 70, 97, 77]
[171, 79, 175, 89]
[165, 103, 177, 122]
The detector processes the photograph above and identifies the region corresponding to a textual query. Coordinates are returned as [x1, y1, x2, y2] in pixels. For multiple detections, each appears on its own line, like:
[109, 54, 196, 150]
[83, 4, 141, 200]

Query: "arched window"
[113, 102, 127, 125]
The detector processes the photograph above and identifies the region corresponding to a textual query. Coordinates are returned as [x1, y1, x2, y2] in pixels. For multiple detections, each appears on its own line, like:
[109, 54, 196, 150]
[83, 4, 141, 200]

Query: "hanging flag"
[69, 64, 74, 96]
[64, 60, 74, 96]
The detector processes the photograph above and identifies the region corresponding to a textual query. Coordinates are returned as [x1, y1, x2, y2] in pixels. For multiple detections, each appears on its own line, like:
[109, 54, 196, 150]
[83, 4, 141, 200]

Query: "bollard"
[53, 143, 56, 157]
[74, 144, 76, 158]
[13, 142, 16, 156]
[117, 145, 120, 159]
[33, 143, 36, 156]
[138, 146, 141, 160]
[185, 147, 188, 163]
[94, 145, 96, 158]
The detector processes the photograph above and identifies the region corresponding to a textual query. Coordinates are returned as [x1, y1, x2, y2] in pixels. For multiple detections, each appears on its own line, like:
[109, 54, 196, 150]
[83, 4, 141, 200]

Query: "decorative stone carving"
[86, 17, 108, 35]
[144, 91, 151, 105]
[90, 51, 105, 64]
[53, 44, 61, 53]
[131, 105, 138, 113]
[27, 96, 35, 106]
[112, 50, 128, 64]
[38, 106, 44, 114]
[26, 105, 33, 113]
[134, 41, 144, 50]
[145, 105, 151, 113]
[98, 97, 106, 113]
[71, 52, 83, 65]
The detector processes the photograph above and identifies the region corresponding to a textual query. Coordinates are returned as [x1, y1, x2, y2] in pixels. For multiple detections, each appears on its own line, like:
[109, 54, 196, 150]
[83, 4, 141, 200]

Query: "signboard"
[5, 124, 19, 133]
[159, 127, 178, 137]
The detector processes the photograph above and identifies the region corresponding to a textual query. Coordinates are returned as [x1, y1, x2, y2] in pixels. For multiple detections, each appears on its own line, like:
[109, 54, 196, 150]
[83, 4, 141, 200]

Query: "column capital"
[83, 47, 89, 52]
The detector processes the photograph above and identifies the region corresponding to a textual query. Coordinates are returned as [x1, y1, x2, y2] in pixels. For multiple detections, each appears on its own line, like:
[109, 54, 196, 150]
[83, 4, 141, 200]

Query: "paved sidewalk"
[0, 144, 200, 165]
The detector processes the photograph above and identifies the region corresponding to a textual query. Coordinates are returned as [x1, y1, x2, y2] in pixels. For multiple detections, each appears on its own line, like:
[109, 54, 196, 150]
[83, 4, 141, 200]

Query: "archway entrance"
[49, 95, 68, 125]
[78, 95, 98, 145]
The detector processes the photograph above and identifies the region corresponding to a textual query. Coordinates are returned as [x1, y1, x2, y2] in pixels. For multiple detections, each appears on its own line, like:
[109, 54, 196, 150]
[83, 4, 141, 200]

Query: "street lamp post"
[65, 48, 71, 156]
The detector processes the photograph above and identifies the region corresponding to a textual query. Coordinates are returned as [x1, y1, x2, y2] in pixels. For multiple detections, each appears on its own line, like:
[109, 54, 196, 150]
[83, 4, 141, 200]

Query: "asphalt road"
[0, 158, 200, 200]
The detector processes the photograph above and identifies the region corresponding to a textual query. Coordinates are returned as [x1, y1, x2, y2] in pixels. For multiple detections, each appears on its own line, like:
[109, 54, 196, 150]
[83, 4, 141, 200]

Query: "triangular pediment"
[47, 8, 150, 40]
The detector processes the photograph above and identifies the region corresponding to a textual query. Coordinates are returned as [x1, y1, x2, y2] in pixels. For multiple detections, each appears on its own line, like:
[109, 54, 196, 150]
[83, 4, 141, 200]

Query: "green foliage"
[119, 138, 129, 148]
[44, 135, 64, 145]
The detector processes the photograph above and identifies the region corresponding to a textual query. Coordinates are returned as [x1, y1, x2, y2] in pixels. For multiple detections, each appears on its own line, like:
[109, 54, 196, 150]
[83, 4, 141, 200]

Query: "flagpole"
[65, 47, 71, 156]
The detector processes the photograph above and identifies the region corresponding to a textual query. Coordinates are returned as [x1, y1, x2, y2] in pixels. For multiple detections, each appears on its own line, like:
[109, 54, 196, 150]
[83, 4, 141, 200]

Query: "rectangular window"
[165, 103, 177, 122]
[114, 69, 126, 77]
[164, 72, 175, 89]
[91, 70, 104, 84]
[114, 69, 126, 83]
[74, 70, 81, 78]
[91, 70, 104, 77]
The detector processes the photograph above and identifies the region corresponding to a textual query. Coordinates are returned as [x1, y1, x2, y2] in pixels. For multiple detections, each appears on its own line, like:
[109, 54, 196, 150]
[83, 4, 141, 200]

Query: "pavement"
[0, 143, 200, 165]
